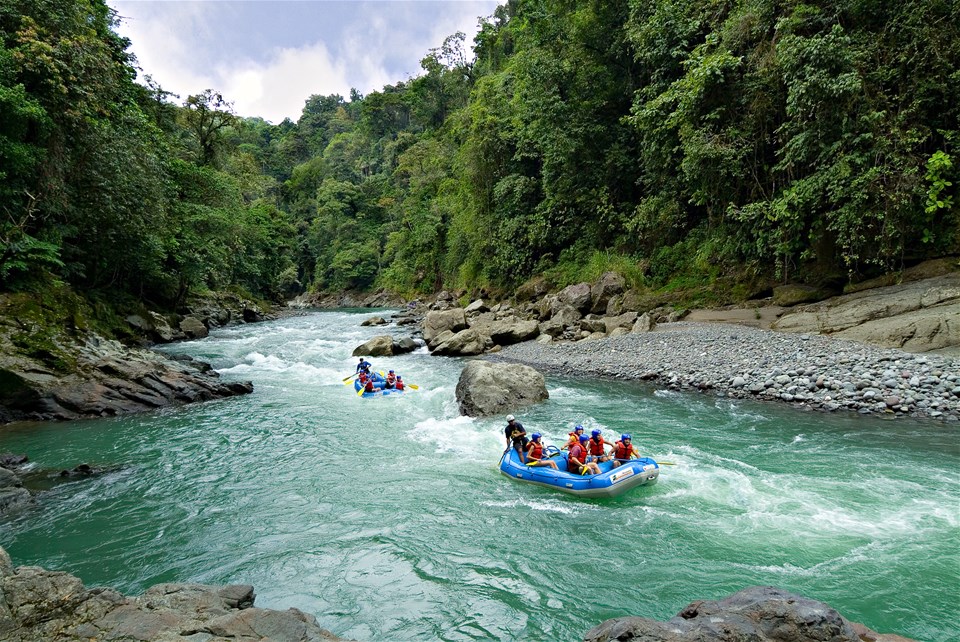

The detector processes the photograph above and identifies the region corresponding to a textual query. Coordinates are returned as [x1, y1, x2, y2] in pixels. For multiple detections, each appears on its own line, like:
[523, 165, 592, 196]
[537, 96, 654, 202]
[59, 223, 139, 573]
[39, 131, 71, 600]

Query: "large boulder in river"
[455, 361, 548, 417]
[583, 585, 908, 642]
[423, 309, 467, 347]
[0, 546, 356, 642]
[351, 335, 417, 357]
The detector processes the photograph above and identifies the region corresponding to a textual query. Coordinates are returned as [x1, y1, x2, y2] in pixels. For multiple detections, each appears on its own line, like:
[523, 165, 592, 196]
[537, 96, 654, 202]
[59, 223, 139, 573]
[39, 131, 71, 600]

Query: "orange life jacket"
[364, 379, 375, 392]
[588, 436, 606, 456]
[527, 441, 543, 460]
[614, 441, 635, 459]
[395, 380, 404, 390]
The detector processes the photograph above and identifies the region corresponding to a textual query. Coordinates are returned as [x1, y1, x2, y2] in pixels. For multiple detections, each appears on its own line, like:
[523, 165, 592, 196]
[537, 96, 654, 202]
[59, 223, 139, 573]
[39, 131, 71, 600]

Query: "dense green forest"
[1, 0, 957, 309]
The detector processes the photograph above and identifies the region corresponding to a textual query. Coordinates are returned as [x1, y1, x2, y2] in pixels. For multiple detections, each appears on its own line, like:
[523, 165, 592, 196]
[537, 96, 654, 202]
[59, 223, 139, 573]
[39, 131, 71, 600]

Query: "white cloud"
[111, 1, 502, 123]
[218, 43, 356, 123]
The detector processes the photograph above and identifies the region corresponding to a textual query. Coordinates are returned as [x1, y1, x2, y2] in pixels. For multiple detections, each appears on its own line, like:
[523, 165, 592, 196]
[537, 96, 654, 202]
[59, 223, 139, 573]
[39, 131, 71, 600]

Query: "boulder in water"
[455, 361, 548, 417]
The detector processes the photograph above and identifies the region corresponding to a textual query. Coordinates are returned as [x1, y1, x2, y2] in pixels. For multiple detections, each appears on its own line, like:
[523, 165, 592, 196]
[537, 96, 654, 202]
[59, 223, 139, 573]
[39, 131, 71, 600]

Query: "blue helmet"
[579, 434, 589, 443]
[531, 433, 541, 441]
[591, 429, 601, 437]
[574, 424, 584, 433]
[389, 370, 394, 373]
[621, 433, 632, 441]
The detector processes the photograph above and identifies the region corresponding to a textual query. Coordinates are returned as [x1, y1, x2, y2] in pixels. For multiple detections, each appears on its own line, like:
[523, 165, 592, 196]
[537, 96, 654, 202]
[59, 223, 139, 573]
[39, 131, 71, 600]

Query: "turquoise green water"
[1, 311, 957, 641]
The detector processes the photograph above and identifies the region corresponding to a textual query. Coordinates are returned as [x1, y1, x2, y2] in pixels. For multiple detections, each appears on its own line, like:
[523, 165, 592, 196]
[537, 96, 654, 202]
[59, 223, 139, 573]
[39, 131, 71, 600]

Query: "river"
[1, 310, 957, 641]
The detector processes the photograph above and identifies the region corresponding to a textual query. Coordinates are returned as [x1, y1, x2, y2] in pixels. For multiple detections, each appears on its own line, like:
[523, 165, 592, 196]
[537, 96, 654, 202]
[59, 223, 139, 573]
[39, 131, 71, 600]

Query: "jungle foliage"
[1, 0, 957, 307]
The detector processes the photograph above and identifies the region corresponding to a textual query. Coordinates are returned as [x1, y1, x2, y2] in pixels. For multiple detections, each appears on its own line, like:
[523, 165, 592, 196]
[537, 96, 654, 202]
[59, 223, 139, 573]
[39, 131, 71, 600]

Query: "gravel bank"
[491, 322, 960, 422]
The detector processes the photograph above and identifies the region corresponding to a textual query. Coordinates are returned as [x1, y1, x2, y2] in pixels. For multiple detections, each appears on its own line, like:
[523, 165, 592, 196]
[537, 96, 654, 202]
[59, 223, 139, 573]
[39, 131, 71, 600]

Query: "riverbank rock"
[583, 586, 915, 642]
[773, 272, 960, 354]
[0, 546, 355, 642]
[423, 309, 468, 347]
[0, 466, 31, 514]
[0, 323, 253, 423]
[455, 361, 548, 417]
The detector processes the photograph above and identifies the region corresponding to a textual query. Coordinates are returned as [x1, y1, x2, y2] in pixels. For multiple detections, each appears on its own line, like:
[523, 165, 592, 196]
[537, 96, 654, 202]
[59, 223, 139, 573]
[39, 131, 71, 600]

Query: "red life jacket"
[588, 436, 606, 456]
[528, 441, 543, 460]
[614, 441, 634, 459]
[364, 379, 375, 392]
[567, 443, 586, 472]
[395, 380, 404, 390]
[385, 374, 396, 386]
[358, 373, 367, 383]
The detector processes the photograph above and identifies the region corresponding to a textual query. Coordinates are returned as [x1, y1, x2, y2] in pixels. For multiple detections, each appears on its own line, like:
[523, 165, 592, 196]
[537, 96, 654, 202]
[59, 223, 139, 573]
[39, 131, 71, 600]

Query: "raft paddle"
[342, 372, 358, 383]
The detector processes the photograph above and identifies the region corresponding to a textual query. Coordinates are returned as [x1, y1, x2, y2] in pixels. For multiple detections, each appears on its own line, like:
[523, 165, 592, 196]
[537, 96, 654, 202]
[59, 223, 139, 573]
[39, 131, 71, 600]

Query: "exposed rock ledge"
[0, 549, 915, 642]
[0, 546, 354, 642]
[0, 332, 252, 423]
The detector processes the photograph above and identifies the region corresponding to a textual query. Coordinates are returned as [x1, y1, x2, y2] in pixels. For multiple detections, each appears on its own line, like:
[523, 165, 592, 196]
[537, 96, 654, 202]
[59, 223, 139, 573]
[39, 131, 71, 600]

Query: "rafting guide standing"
[504, 414, 529, 461]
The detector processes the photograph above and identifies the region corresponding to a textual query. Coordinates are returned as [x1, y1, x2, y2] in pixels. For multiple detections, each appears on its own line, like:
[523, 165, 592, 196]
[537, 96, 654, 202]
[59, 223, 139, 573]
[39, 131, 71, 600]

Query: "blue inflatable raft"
[498, 446, 659, 498]
[353, 373, 404, 397]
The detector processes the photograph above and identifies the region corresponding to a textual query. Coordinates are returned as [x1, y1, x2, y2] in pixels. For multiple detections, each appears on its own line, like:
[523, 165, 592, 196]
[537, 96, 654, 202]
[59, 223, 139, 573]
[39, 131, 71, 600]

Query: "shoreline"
[489, 321, 960, 422]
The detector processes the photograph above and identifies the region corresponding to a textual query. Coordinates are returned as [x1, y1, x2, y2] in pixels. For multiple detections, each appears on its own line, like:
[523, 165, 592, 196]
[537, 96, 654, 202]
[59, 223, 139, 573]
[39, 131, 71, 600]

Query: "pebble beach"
[493, 322, 960, 422]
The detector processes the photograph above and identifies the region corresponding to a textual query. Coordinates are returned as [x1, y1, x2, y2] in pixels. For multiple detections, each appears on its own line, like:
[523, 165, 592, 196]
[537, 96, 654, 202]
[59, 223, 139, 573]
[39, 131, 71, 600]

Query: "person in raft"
[611, 433, 638, 468]
[363, 376, 377, 393]
[562, 424, 585, 450]
[394, 375, 405, 391]
[384, 369, 397, 389]
[356, 358, 373, 374]
[504, 414, 529, 461]
[525, 433, 558, 469]
[586, 428, 612, 464]
[567, 434, 601, 475]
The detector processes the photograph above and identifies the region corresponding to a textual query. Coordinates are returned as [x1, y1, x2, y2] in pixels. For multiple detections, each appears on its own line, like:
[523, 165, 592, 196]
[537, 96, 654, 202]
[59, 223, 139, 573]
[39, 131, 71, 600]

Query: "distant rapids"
[1, 310, 956, 641]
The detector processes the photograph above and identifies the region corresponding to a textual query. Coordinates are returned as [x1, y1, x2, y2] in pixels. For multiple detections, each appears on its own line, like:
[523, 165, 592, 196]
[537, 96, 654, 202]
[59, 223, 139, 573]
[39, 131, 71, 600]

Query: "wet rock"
[0, 546, 356, 642]
[455, 361, 549, 417]
[488, 319, 540, 346]
[178, 316, 208, 340]
[360, 316, 388, 326]
[583, 586, 911, 642]
[352, 335, 396, 357]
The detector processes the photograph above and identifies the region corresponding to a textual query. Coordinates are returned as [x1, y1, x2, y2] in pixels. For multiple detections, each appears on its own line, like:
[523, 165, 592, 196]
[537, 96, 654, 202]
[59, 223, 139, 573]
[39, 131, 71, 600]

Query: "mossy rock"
[772, 284, 837, 307]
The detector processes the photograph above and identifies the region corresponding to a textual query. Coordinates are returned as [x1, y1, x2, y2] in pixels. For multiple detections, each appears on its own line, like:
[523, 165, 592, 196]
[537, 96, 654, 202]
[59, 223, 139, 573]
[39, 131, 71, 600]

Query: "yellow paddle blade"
[408, 384, 419, 390]
[656, 461, 676, 466]
[357, 387, 365, 396]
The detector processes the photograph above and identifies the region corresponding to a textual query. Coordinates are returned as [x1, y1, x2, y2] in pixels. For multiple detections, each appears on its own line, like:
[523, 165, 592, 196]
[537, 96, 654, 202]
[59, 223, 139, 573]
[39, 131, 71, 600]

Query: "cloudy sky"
[110, 1, 501, 124]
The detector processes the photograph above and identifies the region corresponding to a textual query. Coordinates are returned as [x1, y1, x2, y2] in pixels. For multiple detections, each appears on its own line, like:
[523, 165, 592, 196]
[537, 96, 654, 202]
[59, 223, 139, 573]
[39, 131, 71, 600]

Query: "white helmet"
[506, 414, 515, 422]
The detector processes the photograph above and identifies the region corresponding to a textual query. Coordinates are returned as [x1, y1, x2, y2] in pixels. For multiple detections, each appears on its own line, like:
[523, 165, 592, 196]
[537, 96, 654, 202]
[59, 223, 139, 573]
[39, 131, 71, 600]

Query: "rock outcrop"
[0, 332, 252, 423]
[454, 360, 548, 417]
[0, 546, 354, 642]
[583, 586, 916, 642]
[773, 272, 960, 354]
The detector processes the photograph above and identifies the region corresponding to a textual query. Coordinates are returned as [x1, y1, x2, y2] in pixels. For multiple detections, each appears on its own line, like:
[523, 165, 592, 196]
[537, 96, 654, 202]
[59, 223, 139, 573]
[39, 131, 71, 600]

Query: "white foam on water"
[653, 389, 680, 397]
[216, 352, 338, 383]
[407, 415, 493, 458]
[549, 386, 599, 402]
[791, 434, 806, 444]
[480, 496, 587, 515]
